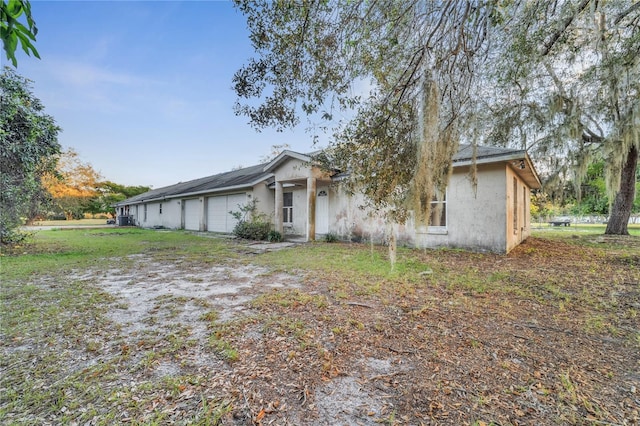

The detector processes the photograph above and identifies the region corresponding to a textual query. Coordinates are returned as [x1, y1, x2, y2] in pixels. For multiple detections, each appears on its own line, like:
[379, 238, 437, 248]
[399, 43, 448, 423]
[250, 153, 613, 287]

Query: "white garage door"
[207, 194, 246, 232]
[183, 199, 200, 230]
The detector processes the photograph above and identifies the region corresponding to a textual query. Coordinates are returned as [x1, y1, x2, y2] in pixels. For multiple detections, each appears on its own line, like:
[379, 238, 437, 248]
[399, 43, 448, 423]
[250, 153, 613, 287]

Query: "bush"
[230, 198, 275, 241]
[267, 230, 282, 242]
[232, 220, 271, 241]
[324, 233, 339, 243]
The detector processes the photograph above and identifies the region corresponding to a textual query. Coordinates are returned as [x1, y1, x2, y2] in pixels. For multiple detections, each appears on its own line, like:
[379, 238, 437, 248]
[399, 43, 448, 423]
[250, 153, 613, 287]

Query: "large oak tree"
[233, 0, 639, 235]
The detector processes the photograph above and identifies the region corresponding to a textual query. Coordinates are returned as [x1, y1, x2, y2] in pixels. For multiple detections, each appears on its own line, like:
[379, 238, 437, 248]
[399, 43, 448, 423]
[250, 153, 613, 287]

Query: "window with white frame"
[429, 191, 446, 227]
[283, 192, 293, 224]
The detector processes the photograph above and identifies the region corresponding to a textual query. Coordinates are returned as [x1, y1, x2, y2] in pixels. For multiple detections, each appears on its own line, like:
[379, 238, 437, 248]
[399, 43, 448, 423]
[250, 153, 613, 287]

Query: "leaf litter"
[1, 235, 639, 425]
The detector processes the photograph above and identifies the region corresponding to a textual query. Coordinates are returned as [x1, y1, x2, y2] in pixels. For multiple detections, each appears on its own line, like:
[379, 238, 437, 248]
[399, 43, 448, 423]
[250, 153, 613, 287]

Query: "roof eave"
[263, 150, 312, 172]
[114, 173, 274, 206]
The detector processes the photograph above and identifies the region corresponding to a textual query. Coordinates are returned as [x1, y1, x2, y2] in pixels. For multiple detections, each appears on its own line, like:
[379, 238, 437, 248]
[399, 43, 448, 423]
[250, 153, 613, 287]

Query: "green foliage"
[232, 220, 271, 241]
[234, 1, 490, 224]
[1, 0, 39, 67]
[324, 233, 339, 243]
[267, 230, 282, 242]
[234, 0, 639, 235]
[0, 67, 61, 243]
[230, 198, 273, 241]
[88, 181, 151, 217]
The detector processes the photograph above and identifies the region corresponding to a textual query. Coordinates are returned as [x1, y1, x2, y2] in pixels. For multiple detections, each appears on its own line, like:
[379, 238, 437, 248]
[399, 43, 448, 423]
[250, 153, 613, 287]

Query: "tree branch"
[613, 1, 640, 25]
[539, 0, 591, 57]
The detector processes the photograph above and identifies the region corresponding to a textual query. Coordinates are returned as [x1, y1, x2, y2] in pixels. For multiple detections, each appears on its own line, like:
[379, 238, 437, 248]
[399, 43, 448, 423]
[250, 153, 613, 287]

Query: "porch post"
[307, 177, 316, 241]
[199, 196, 207, 232]
[275, 181, 283, 234]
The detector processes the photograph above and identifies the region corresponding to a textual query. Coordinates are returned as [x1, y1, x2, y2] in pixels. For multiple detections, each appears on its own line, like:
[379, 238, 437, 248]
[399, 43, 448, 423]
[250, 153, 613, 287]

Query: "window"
[429, 190, 446, 227]
[159, 203, 163, 214]
[513, 178, 518, 232]
[283, 192, 293, 224]
[144, 204, 147, 221]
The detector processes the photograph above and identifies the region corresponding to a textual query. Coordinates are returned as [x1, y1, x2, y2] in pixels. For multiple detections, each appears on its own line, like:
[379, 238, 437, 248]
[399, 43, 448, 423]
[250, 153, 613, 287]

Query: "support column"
[199, 196, 207, 232]
[307, 177, 316, 241]
[275, 181, 283, 234]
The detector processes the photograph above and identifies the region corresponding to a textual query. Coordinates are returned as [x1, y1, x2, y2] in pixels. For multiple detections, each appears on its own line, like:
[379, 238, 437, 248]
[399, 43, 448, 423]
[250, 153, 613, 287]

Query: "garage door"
[183, 199, 200, 230]
[207, 194, 246, 232]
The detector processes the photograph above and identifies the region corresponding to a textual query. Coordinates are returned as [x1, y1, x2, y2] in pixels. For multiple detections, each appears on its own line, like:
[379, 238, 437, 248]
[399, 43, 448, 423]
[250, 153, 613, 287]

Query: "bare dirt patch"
[3, 235, 639, 425]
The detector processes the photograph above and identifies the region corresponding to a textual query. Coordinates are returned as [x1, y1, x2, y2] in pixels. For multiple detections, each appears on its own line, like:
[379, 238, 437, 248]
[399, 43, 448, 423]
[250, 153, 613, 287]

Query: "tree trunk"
[605, 144, 638, 235]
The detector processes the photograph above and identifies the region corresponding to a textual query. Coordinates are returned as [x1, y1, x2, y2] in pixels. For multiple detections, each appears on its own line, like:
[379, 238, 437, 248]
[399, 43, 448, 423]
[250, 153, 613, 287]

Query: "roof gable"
[116, 144, 541, 206]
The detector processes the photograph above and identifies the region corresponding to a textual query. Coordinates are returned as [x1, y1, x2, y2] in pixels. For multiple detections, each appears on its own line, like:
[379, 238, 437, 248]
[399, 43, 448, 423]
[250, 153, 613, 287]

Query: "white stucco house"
[114, 144, 541, 253]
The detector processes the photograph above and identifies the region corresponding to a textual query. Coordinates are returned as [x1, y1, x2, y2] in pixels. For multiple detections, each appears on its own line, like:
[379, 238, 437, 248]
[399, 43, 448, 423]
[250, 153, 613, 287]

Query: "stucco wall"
[415, 163, 508, 253]
[506, 165, 532, 253]
[274, 158, 311, 181]
[137, 200, 182, 229]
[327, 162, 524, 253]
[251, 184, 273, 219]
[282, 188, 307, 235]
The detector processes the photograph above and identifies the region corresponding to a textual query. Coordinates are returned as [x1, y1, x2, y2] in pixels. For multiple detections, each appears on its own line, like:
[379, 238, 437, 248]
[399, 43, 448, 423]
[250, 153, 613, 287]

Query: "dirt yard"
[2, 233, 639, 425]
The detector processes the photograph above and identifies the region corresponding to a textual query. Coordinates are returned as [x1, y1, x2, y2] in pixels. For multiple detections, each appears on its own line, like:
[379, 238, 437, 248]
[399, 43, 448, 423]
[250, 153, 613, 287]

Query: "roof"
[453, 144, 541, 189]
[114, 163, 272, 206]
[115, 144, 540, 207]
[453, 144, 524, 163]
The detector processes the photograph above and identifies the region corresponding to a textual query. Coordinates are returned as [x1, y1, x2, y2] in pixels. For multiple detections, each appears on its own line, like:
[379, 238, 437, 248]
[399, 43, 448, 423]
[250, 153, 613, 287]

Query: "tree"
[233, 0, 639, 240]
[259, 143, 290, 164]
[1, 0, 39, 67]
[87, 181, 150, 217]
[234, 0, 492, 229]
[43, 148, 101, 220]
[479, 1, 639, 235]
[0, 67, 60, 243]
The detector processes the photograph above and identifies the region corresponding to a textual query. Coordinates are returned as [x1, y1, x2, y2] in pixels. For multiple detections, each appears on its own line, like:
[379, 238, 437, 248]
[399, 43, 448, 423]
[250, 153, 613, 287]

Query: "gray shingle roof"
[115, 163, 271, 206]
[453, 144, 524, 162]
[116, 144, 535, 206]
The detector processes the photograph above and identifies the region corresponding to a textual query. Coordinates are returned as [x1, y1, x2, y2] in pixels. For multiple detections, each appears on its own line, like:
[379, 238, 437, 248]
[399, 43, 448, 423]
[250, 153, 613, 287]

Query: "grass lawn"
[28, 219, 111, 227]
[532, 222, 640, 237]
[1, 228, 639, 425]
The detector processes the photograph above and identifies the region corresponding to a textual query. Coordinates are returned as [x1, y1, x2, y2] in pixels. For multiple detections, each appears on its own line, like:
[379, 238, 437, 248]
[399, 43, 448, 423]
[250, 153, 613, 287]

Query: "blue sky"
[10, 0, 324, 188]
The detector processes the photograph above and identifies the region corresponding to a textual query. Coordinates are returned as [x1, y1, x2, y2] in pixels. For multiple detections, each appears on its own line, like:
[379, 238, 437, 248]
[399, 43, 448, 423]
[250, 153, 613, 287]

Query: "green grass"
[1, 227, 637, 424]
[1, 229, 238, 425]
[30, 218, 109, 226]
[1, 228, 235, 281]
[532, 222, 640, 236]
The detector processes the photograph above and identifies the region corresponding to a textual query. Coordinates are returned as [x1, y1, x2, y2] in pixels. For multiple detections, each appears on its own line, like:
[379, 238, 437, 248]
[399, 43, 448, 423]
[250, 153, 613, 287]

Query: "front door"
[316, 188, 329, 234]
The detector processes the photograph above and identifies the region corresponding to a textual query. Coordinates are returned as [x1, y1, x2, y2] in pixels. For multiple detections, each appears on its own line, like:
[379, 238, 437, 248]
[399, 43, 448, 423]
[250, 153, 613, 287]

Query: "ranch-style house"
[114, 144, 541, 254]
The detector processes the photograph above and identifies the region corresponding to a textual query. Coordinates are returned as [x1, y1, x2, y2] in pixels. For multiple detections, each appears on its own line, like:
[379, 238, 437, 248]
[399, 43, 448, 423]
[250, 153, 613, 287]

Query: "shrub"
[230, 198, 274, 241]
[267, 230, 282, 242]
[233, 220, 271, 240]
[324, 233, 339, 243]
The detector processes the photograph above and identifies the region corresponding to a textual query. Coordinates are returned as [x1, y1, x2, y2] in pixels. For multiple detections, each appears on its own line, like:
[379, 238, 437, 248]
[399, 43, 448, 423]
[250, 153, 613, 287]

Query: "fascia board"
[115, 173, 274, 206]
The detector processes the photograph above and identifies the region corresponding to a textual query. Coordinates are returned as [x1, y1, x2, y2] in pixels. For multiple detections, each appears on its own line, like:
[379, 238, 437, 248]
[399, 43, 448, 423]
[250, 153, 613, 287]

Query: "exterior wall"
[161, 200, 182, 228]
[506, 165, 532, 253]
[328, 163, 518, 253]
[414, 163, 508, 253]
[251, 183, 273, 218]
[328, 186, 387, 243]
[283, 187, 307, 235]
[273, 158, 326, 181]
[138, 200, 182, 229]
